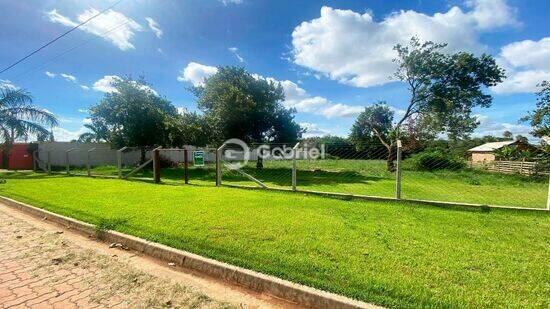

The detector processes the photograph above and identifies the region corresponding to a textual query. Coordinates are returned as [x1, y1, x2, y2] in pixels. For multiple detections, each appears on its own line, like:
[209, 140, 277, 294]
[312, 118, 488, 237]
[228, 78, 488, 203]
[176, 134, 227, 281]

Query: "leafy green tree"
[191, 66, 303, 168]
[88, 76, 177, 162]
[521, 81, 549, 137]
[349, 103, 396, 170]
[392, 37, 504, 139]
[166, 111, 212, 147]
[0, 86, 57, 168]
[351, 37, 504, 171]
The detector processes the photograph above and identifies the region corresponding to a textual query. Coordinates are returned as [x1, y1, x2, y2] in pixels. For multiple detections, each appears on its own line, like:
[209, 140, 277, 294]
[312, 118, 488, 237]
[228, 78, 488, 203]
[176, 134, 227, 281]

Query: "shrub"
[406, 151, 466, 171]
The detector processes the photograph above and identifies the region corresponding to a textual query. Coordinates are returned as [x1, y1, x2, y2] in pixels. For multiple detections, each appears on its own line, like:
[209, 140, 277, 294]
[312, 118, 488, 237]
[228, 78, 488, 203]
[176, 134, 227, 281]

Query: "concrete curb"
[0, 196, 380, 309]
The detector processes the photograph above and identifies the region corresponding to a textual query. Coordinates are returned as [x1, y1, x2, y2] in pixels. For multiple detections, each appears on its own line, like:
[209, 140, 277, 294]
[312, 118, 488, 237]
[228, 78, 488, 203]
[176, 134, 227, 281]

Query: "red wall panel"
[7, 144, 33, 170]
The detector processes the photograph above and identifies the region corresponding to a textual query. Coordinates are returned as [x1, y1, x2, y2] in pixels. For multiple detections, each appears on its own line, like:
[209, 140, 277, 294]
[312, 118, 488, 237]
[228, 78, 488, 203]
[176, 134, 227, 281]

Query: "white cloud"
[300, 122, 332, 137]
[466, 0, 520, 29]
[492, 37, 550, 94]
[272, 79, 363, 118]
[291, 1, 519, 88]
[177, 62, 219, 86]
[60, 73, 77, 83]
[0, 79, 18, 90]
[93, 75, 158, 95]
[45, 71, 89, 90]
[78, 109, 89, 113]
[176, 107, 188, 115]
[228, 47, 244, 62]
[52, 126, 88, 142]
[145, 17, 163, 39]
[46, 9, 142, 51]
[220, 0, 243, 5]
[473, 114, 534, 139]
[93, 75, 120, 93]
[318, 103, 364, 118]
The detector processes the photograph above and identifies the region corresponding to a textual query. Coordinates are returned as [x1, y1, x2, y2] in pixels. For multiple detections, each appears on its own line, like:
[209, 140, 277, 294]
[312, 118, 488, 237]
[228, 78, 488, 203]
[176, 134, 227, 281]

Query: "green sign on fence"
[193, 150, 205, 167]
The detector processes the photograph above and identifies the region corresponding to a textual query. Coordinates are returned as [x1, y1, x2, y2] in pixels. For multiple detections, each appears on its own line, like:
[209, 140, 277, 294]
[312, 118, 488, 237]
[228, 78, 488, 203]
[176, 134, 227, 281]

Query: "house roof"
[467, 140, 517, 152]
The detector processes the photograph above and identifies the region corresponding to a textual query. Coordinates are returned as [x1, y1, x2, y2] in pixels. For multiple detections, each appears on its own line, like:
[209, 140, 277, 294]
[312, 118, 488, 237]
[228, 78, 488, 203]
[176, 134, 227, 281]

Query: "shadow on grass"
[1, 167, 389, 188]
[224, 167, 389, 187]
[0, 171, 63, 180]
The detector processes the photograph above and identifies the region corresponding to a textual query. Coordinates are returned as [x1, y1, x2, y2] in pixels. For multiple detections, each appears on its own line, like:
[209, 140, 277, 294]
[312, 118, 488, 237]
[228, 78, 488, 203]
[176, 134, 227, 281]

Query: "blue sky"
[0, 0, 549, 141]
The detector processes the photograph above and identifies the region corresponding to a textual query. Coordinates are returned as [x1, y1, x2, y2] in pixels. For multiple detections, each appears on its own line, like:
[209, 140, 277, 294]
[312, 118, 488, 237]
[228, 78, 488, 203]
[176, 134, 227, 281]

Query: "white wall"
[36, 142, 149, 168]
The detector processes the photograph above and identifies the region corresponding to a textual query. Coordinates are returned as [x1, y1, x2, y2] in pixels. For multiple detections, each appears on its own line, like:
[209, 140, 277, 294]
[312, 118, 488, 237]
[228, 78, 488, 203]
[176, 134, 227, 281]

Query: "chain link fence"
[33, 141, 549, 210]
[216, 141, 549, 210]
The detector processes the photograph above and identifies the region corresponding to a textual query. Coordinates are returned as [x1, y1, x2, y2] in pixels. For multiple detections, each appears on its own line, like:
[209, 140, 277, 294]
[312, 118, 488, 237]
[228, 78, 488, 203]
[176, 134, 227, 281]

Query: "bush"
[406, 151, 466, 171]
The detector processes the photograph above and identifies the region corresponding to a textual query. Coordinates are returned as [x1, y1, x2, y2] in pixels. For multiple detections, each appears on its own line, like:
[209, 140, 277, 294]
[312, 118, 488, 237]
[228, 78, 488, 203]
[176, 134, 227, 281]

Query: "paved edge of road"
[0, 196, 381, 309]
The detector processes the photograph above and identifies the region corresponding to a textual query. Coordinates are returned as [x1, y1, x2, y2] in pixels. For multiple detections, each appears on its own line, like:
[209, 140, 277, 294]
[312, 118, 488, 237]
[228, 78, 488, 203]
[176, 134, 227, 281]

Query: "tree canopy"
[191, 66, 303, 145]
[522, 81, 549, 137]
[349, 37, 504, 171]
[392, 37, 505, 139]
[166, 111, 212, 147]
[86, 77, 177, 149]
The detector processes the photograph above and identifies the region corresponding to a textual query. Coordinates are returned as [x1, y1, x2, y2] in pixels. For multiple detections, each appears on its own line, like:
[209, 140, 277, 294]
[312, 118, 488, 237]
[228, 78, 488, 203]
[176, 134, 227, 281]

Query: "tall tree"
[88, 76, 177, 162]
[521, 81, 549, 137]
[351, 37, 504, 171]
[0, 86, 58, 168]
[393, 37, 504, 138]
[349, 103, 395, 170]
[192, 66, 303, 167]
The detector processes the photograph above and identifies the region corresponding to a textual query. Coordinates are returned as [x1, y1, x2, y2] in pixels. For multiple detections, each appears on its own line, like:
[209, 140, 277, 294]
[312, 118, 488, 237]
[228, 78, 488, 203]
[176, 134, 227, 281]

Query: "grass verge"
[1, 172, 548, 308]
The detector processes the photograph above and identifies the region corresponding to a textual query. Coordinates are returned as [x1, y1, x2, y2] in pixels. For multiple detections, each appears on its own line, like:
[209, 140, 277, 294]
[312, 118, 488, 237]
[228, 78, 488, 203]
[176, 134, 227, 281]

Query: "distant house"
[467, 140, 531, 164]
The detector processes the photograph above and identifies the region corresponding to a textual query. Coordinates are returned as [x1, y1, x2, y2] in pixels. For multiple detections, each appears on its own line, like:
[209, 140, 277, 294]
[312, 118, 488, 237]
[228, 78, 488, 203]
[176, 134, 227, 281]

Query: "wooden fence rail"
[473, 160, 548, 175]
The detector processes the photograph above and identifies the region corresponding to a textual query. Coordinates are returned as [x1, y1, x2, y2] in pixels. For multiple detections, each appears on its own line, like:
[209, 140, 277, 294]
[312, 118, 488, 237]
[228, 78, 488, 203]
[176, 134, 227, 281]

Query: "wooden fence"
[474, 160, 548, 175]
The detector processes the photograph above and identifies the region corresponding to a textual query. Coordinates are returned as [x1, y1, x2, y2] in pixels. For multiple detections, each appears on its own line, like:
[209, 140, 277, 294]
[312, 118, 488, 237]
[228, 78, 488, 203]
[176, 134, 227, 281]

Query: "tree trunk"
[140, 147, 146, 165]
[386, 144, 395, 172]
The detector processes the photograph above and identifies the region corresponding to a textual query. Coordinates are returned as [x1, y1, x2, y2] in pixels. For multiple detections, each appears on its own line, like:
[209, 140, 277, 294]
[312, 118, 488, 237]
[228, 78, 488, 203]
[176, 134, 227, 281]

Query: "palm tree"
[0, 86, 58, 168]
[78, 122, 110, 143]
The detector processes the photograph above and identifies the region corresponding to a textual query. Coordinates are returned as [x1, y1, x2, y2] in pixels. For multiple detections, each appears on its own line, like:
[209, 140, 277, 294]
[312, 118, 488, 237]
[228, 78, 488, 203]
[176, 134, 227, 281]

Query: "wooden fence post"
[65, 148, 77, 175]
[292, 142, 300, 191]
[47, 151, 51, 174]
[184, 148, 189, 184]
[153, 148, 161, 183]
[395, 140, 402, 199]
[215, 148, 221, 186]
[116, 147, 127, 179]
[87, 148, 95, 177]
[65, 151, 70, 175]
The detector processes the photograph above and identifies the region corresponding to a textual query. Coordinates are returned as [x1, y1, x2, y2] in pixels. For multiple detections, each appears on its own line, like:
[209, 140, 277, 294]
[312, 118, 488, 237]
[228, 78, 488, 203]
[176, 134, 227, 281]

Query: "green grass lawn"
[0, 172, 548, 308]
[60, 158, 548, 208]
